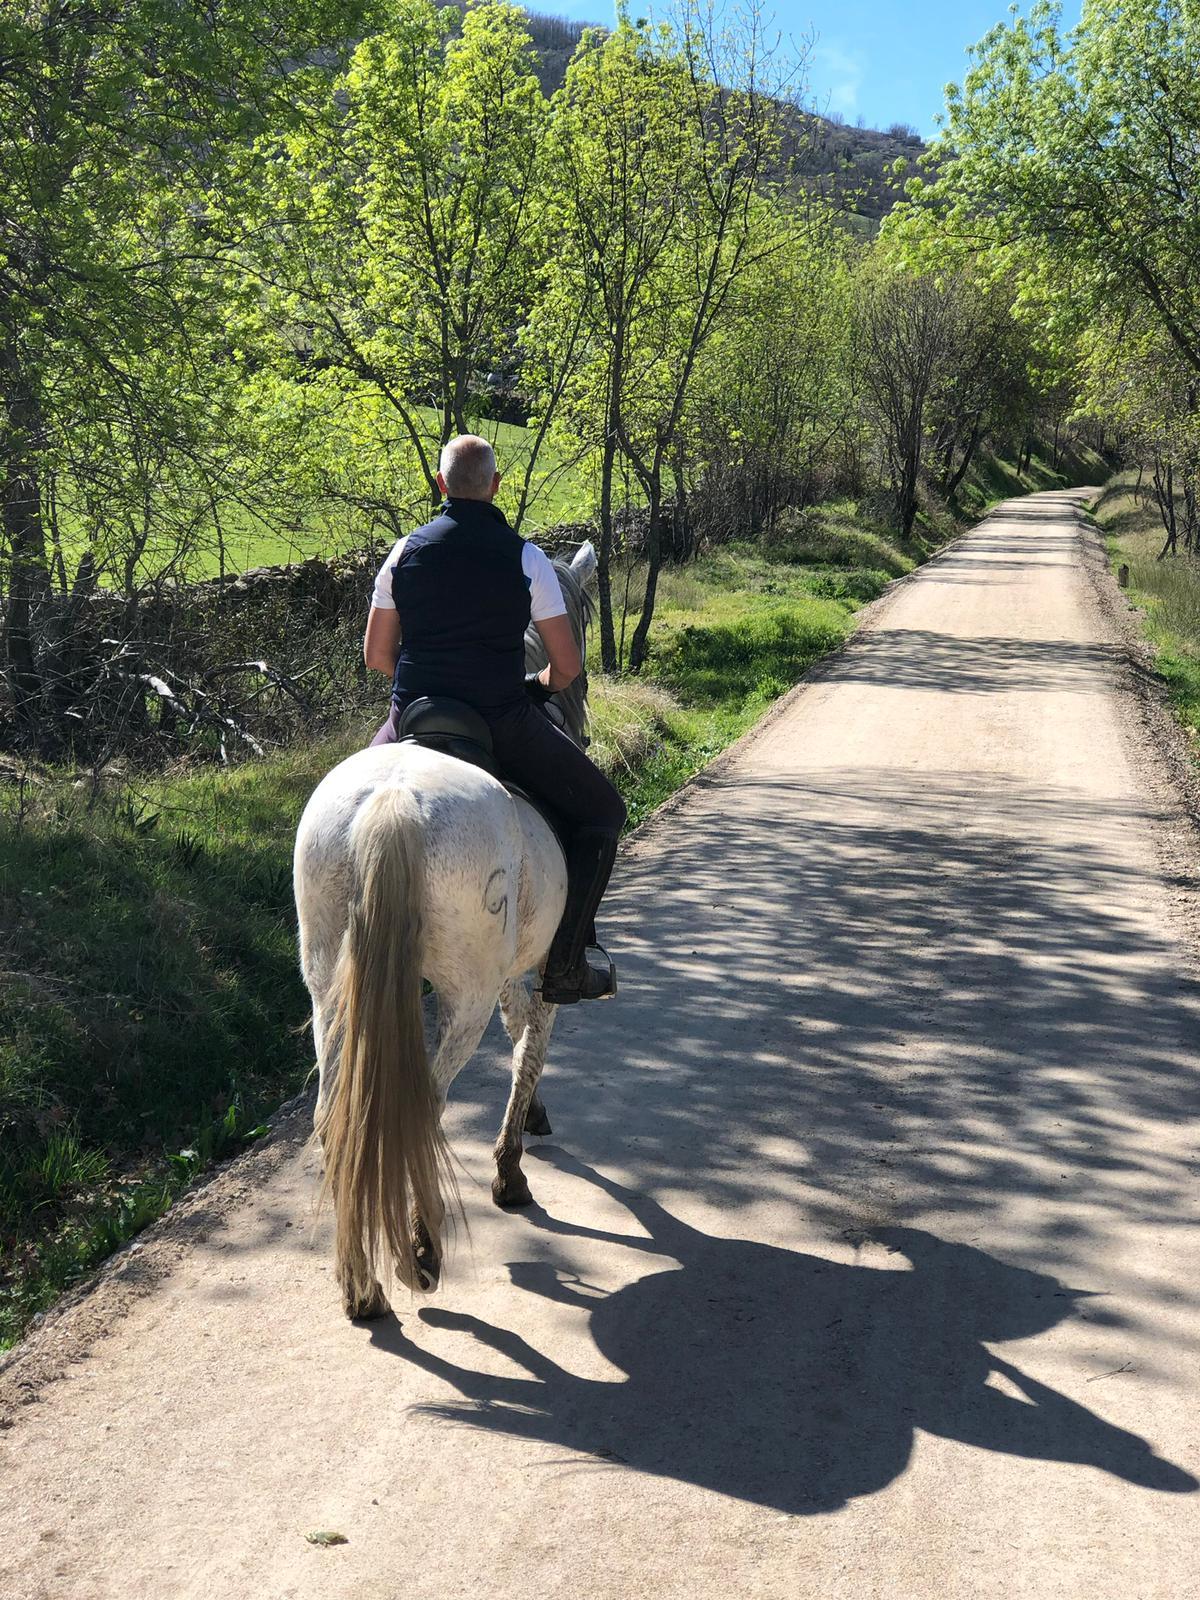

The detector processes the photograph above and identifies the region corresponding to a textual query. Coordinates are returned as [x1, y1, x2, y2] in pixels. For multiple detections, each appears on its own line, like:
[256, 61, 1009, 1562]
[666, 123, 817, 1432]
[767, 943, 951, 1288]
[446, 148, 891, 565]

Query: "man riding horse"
[363, 434, 625, 1005]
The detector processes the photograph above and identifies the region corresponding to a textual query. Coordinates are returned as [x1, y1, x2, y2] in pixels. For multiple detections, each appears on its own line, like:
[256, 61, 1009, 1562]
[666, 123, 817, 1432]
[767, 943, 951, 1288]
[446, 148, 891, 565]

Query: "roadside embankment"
[1093, 470, 1200, 749]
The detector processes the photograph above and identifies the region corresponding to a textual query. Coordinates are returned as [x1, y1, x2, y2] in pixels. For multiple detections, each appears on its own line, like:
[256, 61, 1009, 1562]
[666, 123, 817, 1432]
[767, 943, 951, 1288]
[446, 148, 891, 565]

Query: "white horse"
[293, 544, 597, 1319]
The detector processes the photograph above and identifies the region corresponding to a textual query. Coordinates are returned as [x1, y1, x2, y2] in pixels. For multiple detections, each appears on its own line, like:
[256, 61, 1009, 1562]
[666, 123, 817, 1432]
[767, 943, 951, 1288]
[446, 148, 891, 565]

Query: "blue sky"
[542, 2, 1086, 137]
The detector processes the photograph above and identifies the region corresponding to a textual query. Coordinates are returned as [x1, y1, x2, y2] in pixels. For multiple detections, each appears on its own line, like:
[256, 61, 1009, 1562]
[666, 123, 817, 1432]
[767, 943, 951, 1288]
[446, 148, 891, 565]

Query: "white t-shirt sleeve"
[522, 542, 567, 623]
[370, 536, 408, 610]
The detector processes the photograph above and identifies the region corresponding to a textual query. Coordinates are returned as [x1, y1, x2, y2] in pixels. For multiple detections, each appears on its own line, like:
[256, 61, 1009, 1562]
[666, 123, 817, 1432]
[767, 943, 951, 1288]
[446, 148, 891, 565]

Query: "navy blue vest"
[390, 498, 532, 715]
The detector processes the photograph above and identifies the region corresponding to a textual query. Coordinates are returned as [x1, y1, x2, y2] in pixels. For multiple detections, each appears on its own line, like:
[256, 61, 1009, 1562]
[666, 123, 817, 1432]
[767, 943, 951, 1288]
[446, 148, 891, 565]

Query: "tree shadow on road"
[821, 629, 1122, 694]
[370, 1150, 1196, 1515]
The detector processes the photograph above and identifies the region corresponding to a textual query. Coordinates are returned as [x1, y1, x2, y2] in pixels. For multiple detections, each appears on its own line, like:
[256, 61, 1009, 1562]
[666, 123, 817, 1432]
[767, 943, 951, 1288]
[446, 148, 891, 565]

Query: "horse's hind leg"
[411, 1215, 439, 1294]
[339, 1245, 390, 1321]
[524, 1093, 552, 1139]
[500, 979, 553, 1137]
[410, 994, 498, 1289]
[493, 980, 557, 1208]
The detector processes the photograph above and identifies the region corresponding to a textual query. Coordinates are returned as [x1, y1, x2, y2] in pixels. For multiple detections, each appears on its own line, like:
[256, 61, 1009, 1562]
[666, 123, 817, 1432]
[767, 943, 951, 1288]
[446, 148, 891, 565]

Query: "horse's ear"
[571, 541, 598, 587]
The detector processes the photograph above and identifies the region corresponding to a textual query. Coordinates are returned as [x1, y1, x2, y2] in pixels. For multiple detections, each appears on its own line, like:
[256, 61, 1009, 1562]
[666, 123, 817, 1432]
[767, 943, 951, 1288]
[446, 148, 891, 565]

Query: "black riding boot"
[540, 828, 619, 1005]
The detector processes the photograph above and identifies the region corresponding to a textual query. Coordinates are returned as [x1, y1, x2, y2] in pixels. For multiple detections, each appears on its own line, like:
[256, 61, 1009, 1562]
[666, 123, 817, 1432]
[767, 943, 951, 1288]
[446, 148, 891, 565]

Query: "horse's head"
[524, 540, 597, 750]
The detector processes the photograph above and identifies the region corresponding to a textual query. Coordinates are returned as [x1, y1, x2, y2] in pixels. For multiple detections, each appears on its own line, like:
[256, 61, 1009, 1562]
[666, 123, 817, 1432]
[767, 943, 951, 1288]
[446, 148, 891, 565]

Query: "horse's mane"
[523, 549, 594, 749]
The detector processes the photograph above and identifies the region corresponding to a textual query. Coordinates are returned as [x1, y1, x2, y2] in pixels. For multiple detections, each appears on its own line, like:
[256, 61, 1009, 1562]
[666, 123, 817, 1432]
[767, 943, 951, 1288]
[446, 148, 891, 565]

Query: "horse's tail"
[316, 783, 453, 1303]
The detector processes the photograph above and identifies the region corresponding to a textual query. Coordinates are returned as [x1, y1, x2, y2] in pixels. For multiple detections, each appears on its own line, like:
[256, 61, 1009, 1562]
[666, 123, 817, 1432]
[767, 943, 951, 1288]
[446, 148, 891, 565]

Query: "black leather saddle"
[396, 696, 566, 846]
[396, 696, 498, 775]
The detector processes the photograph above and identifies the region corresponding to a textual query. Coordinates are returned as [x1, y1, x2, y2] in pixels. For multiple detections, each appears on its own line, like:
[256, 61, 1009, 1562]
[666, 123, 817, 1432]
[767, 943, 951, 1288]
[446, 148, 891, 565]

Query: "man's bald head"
[438, 435, 499, 500]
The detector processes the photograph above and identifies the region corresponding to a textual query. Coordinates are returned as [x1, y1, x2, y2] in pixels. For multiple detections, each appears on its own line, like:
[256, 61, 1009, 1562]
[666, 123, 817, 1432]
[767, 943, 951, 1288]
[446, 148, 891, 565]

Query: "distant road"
[4, 488, 1198, 1600]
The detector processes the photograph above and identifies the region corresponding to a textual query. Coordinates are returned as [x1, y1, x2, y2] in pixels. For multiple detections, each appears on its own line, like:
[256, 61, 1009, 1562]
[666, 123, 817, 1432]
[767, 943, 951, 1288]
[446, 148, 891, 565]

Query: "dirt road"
[4, 490, 1199, 1599]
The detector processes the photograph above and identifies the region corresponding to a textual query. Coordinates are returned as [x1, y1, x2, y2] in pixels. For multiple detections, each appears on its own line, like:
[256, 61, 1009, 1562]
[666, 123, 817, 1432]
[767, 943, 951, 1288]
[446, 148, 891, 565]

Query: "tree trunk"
[898, 422, 921, 538]
[671, 438, 693, 562]
[596, 431, 618, 672]
[628, 465, 663, 673]
[1183, 469, 1198, 554]
[1, 346, 50, 728]
[944, 418, 983, 501]
[1154, 456, 1178, 559]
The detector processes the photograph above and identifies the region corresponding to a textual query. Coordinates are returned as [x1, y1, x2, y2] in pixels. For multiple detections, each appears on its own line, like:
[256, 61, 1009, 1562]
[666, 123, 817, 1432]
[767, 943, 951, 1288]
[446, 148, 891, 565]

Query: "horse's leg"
[524, 1091, 553, 1139]
[410, 993, 500, 1289]
[500, 977, 553, 1137]
[493, 980, 557, 1209]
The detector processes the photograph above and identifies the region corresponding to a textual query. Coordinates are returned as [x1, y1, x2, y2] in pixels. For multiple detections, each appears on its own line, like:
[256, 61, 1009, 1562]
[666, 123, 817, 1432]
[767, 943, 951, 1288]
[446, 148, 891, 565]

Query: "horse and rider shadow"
[367, 1147, 1197, 1515]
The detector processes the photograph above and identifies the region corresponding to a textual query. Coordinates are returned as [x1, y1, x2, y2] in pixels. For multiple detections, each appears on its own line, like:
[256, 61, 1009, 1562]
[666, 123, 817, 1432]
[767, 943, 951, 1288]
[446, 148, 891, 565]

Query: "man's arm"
[364, 606, 402, 675]
[532, 613, 582, 691]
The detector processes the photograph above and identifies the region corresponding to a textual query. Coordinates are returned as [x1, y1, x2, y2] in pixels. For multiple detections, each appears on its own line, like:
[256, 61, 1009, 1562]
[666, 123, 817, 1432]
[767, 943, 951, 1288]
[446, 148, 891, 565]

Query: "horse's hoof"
[492, 1171, 534, 1209]
[345, 1280, 390, 1321]
[413, 1247, 440, 1292]
[412, 1221, 441, 1292]
[524, 1097, 553, 1137]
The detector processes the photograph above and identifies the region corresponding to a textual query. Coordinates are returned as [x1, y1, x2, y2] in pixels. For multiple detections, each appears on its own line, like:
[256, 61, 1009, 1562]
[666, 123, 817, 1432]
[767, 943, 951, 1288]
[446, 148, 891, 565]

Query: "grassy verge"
[1092, 470, 1200, 742]
[0, 739, 363, 1346]
[956, 438, 1112, 520]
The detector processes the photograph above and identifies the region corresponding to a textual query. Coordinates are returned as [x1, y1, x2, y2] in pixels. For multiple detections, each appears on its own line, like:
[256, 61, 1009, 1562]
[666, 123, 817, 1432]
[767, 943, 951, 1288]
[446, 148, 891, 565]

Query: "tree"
[1081, 317, 1200, 557]
[249, 0, 559, 526]
[539, 7, 791, 670]
[908, 0, 1200, 377]
[857, 266, 960, 536]
[682, 207, 858, 543]
[925, 277, 1038, 502]
[0, 0, 371, 739]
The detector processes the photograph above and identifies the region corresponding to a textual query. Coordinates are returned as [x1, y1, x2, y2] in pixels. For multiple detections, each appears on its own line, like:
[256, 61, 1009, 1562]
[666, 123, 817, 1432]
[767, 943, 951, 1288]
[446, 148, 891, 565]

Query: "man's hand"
[525, 671, 554, 705]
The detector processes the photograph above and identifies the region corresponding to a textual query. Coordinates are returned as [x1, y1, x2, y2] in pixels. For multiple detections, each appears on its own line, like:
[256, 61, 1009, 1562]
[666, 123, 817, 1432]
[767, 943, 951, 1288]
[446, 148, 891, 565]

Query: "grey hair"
[439, 435, 497, 498]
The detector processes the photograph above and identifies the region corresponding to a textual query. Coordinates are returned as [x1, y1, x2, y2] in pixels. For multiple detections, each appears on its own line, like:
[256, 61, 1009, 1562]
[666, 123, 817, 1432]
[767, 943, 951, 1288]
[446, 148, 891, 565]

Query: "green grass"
[956, 438, 1112, 519]
[1093, 471, 1200, 743]
[75, 413, 600, 584]
[0, 735, 370, 1345]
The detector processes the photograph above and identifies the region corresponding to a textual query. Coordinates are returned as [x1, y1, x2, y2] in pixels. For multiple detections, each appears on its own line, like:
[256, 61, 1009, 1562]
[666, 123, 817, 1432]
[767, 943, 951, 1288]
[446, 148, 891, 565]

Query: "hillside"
[521, 9, 923, 225]
[785, 112, 924, 225]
